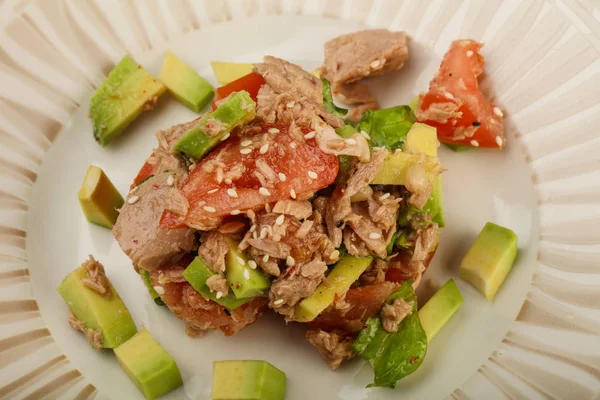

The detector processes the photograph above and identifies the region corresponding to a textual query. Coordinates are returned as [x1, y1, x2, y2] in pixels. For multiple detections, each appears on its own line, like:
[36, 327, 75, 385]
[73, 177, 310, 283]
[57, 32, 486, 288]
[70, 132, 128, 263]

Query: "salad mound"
[109, 29, 504, 387]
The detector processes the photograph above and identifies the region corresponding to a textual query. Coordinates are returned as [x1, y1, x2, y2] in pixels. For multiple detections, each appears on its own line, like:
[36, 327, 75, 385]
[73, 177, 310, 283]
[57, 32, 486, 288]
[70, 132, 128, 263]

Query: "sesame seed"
[360, 130, 371, 140]
[290, 189, 297, 199]
[276, 215, 285, 225]
[153, 285, 165, 295]
[346, 138, 357, 145]
[444, 92, 454, 100]
[259, 187, 270, 196]
[252, 231, 258, 239]
[166, 175, 174, 186]
[286, 256, 296, 267]
[220, 132, 230, 141]
[127, 196, 140, 204]
[236, 255, 245, 265]
[188, 163, 196, 171]
[278, 172, 287, 182]
[330, 250, 340, 259]
[370, 60, 381, 69]
[227, 188, 238, 198]
[289, 142, 297, 149]
[240, 148, 253, 155]
[249, 224, 257, 232]
[286, 101, 295, 108]
[241, 139, 252, 147]
[203, 206, 216, 213]
[216, 291, 223, 299]
[268, 128, 280, 134]
[224, 178, 232, 184]
[265, 203, 271, 213]
[304, 131, 316, 139]
[496, 136, 503, 147]
[308, 171, 318, 179]
[267, 225, 273, 236]
[379, 193, 391, 201]
[273, 299, 284, 305]
[243, 269, 250, 280]
[260, 227, 268, 239]
[260, 143, 269, 154]
[466, 50, 474, 57]
[470, 140, 480, 147]
[263, 255, 269, 262]
[248, 260, 257, 269]
[493, 107, 504, 117]
[208, 188, 218, 194]
[369, 232, 382, 240]
[230, 209, 241, 215]
[129, 186, 139, 194]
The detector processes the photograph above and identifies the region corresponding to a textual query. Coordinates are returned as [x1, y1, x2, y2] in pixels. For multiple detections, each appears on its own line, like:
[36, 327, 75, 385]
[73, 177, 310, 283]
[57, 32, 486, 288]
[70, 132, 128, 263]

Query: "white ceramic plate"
[2, 1, 600, 399]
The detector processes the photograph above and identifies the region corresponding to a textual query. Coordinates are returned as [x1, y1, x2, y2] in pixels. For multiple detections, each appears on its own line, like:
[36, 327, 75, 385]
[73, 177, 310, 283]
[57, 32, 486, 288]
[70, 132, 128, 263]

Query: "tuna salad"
[100, 29, 505, 388]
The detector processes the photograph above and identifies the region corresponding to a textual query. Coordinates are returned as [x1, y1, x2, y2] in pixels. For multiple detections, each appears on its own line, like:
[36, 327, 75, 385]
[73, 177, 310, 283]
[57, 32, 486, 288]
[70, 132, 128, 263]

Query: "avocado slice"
[370, 152, 439, 186]
[403, 122, 439, 157]
[211, 360, 286, 400]
[418, 279, 463, 341]
[57, 259, 137, 348]
[114, 329, 183, 400]
[173, 90, 256, 161]
[294, 256, 373, 322]
[140, 269, 165, 306]
[183, 256, 253, 309]
[90, 55, 166, 146]
[160, 50, 214, 113]
[398, 175, 445, 228]
[225, 239, 271, 299]
[78, 165, 124, 229]
[210, 61, 254, 85]
[460, 222, 518, 301]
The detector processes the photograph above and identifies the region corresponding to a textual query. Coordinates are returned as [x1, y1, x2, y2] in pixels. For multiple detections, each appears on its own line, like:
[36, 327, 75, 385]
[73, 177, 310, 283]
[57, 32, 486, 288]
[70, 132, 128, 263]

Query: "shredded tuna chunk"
[185, 324, 206, 338]
[414, 99, 462, 124]
[405, 163, 433, 209]
[335, 81, 380, 122]
[68, 310, 102, 350]
[198, 231, 229, 273]
[312, 116, 370, 162]
[270, 260, 327, 313]
[81, 255, 109, 296]
[360, 259, 389, 285]
[345, 213, 388, 258]
[255, 56, 323, 104]
[247, 238, 291, 259]
[305, 330, 355, 369]
[273, 200, 313, 220]
[157, 267, 186, 285]
[206, 274, 229, 296]
[367, 191, 401, 231]
[381, 298, 413, 333]
[346, 148, 388, 198]
[295, 219, 314, 239]
[343, 228, 371, 257]
[325, 187, 351, 248]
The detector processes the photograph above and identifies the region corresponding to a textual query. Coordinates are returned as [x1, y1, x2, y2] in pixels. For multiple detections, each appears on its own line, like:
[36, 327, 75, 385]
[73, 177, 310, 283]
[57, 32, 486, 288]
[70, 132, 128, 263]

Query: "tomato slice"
[131, 161, 156, 189]
[417, 40, 505, 148]
[162, 123, 339, 229]
[212, 72, 266, 110]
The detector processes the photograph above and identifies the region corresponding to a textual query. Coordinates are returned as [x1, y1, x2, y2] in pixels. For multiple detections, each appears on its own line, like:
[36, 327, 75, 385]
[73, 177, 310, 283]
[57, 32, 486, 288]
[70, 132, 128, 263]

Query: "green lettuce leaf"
[358, 106, 415, 151]
[322, 78, 348, 118]
[353, 280, 427, 388]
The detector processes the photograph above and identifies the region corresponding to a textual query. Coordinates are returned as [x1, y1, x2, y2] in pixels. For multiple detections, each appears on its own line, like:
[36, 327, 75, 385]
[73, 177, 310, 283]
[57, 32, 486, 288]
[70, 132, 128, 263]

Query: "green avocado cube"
[294, 256, 372, 322]
[114, 329, 183, 400]
[78, 165, 124, 229]
[211, 360, 286, 400]
[140, 269, 165, 306]
[183, 257, 253, 309]
[225, 239, 271, 299]
[160, 50, 214, 113]
[418, 279, 463, 341]
[173, 90, 256, 161]
[370, 152, 439, 186]
[460, 222, 518, 301]
[57, 259, 137, 348]
[404, 122, 439, 157]
[90, 55, 166, 146]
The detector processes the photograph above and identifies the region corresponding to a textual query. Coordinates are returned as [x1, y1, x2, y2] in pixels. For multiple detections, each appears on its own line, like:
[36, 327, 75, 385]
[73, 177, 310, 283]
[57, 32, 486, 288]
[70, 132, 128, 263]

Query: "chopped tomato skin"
[131, 161, 156, 189]
[417, 40, 504, 148]
[212, 72, 266, 110]
[162, 123, 338, 229]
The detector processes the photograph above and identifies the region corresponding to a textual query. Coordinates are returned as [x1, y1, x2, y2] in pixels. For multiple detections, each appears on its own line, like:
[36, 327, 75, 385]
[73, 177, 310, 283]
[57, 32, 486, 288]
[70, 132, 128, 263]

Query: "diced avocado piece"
[398, 175, 445, 228]
[404, 122, 439, 157]
[140, 269, 165, 306]
[114, 329, 183, 400]
[445, 143, 471, 152]
[225, 239, 271, 299]
[211, 360, 286, 400]
[408, 96, 419, 114]
[294, 256, 372, 322]
[78, 165, 124, 229]
[160, 50, 214, 113]
[211, 61, 254, 85]
[418, 279, 463, 341]
[173, 91, 256, 161]
[91, 55, 166, 146]
[371, 152, 439, 186]
[460, 222, 518, 301]
[183, 257, 253, 309]
[57, 259, 137, 348]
